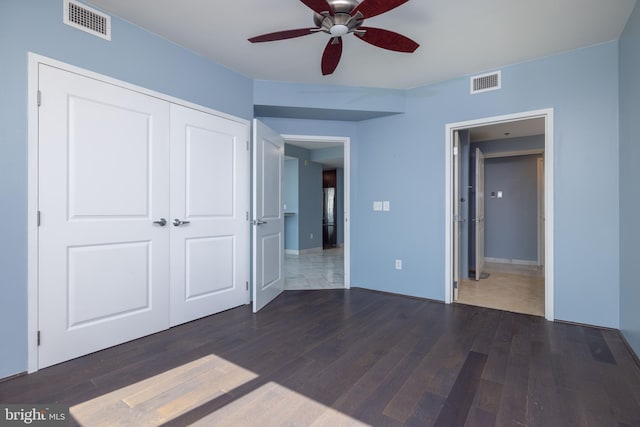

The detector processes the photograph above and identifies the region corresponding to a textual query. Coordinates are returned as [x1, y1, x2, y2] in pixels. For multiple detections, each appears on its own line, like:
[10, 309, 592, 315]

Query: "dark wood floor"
[2, 289, 640, 426]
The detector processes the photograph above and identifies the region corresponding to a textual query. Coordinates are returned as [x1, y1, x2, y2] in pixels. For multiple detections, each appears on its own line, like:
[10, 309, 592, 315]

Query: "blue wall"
[298, 161, 323, 250]
[352, 42, 620, 327]
[284, 159, 299, 250]
[468, 135, 545, 266]
[254, 80, 406, 119]
[483, 155, 540, 262]
[283, 144, 323, 251]
[0, 0, 253, 379]
[619, 1, 640, 356]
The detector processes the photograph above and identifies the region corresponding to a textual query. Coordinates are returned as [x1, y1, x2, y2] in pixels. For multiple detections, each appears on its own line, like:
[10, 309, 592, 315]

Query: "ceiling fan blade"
[351, 0, 409, 18]
[299, 0, 334, 15]
[248, 28, 319, 43]
[356, 27, 419, 52]
[321, 37, 343, 75]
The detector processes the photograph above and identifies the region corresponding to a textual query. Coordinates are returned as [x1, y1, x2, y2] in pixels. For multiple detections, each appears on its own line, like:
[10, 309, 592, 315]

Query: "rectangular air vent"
[470, 71, 501, 94]
[64, 0, 111, 41]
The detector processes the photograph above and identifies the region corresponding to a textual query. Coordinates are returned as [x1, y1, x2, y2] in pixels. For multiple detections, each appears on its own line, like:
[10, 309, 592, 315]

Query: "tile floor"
[456, 262, 545, 317]
[285, 247, 345, 290]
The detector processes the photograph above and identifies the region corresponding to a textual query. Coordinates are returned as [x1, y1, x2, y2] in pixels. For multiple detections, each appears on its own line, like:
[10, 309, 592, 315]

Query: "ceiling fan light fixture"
[248, 0, 419, 75]
[330, 24, 349, 36]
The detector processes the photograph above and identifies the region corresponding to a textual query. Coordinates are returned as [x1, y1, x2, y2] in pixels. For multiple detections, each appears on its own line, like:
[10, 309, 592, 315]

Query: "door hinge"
[246, 281, 249, 291]
[37, 211, 41, 227]
[37, 90, 41, 107]
[37, 330, 41, 346]
[246, 211, 249, 221]
[246, 140, 249, 151]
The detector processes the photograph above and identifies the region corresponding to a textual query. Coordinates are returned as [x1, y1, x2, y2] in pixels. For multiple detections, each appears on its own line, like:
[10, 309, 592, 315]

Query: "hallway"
[285, 248, 344, 290]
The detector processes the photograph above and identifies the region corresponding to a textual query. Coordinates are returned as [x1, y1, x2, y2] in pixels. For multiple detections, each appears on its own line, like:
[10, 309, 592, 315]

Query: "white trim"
[285, 247, 324, 256]
[27, 54, 40, 373]
[484, 257, 539, 266]
[27, 53, 251, 373]
[537, 157, 545, 268]
[445, 108, 554, 321]
[281, 134, 351, 290]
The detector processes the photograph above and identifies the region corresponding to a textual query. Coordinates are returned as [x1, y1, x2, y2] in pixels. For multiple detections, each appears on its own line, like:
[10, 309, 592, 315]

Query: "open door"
[252, 120, 285, 312]
[452, 131, 460, 300]
[474, 147, 485, 281]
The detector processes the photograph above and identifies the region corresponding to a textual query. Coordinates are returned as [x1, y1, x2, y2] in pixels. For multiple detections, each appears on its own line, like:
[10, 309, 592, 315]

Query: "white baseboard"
[485, 257, 539, 266]
[285, 247, 323, 256]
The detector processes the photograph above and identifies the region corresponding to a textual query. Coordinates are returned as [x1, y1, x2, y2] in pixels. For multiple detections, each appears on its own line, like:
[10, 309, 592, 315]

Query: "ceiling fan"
[248, 0, 419, 75]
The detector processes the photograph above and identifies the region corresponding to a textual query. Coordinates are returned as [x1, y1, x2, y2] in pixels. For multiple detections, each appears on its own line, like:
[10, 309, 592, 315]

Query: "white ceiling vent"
[64, 0, 111, 41]
[470, 71, 501, 94]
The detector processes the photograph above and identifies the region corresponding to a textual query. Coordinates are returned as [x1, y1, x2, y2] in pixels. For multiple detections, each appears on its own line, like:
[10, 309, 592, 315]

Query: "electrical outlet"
[395, 259, 402, 270]
[310, 233, 313, 239]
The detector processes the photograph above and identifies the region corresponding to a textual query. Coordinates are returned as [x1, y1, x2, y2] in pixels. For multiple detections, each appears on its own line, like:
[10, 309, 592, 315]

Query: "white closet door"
[169, 104, 250, 326]
[38, 65, 171, 369]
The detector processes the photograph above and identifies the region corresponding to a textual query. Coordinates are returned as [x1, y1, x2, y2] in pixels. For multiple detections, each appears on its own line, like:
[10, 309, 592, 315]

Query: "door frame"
[537, 157, 545, 267]
[281, 134, 351, 289]
[27, 53, 250, 373]
[444, 109, 554, 321]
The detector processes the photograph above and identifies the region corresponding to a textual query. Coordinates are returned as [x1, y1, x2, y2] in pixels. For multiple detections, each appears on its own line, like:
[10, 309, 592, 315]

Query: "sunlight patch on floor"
[70, 354, 258, 426]
[191, 381, 371, 426]
[70, 355, 369, 426]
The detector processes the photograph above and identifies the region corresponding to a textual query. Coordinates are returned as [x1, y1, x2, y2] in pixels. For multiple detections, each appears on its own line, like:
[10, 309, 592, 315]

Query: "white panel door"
[252, 120, 285, 313]
[38, 65, 170, 368]
[475, 147, 486, 281]
[169, 105, 250, 326]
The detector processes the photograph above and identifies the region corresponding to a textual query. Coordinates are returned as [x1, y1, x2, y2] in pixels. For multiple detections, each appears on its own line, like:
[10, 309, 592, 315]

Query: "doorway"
[445, 109, 554, 320]
[282, 135, 350, 291]
[461, 148, 545, 316]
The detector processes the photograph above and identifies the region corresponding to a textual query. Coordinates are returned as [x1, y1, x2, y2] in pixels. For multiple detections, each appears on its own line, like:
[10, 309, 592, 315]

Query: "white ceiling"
[470, 118, 545, 142]
[85, 0, 636, 90]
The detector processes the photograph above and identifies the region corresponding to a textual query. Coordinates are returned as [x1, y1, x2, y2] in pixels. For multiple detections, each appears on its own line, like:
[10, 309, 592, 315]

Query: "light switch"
[383, 201, 390, 211]
[497, 191, 503, 199]
[373, 201, 383, 211]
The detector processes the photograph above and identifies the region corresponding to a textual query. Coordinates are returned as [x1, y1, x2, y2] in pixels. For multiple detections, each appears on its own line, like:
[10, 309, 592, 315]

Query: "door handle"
[172, 218, 191, 227]
[153, 218, 167, 226]
[253, 219, 268, 226]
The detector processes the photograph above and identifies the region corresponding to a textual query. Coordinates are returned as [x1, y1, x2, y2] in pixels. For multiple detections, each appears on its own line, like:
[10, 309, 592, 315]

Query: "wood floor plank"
[583, 326, 617, 365]
[333, 303, 446, 419]
[433, 351, 488, 427]
[1, 289, 639, 427]
[494, 314, 532, 427]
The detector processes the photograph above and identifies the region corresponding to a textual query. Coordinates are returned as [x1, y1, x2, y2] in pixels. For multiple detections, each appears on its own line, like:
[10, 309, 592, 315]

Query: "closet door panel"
[38, 64, 171, 369]
[169, 105, 250, 326]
